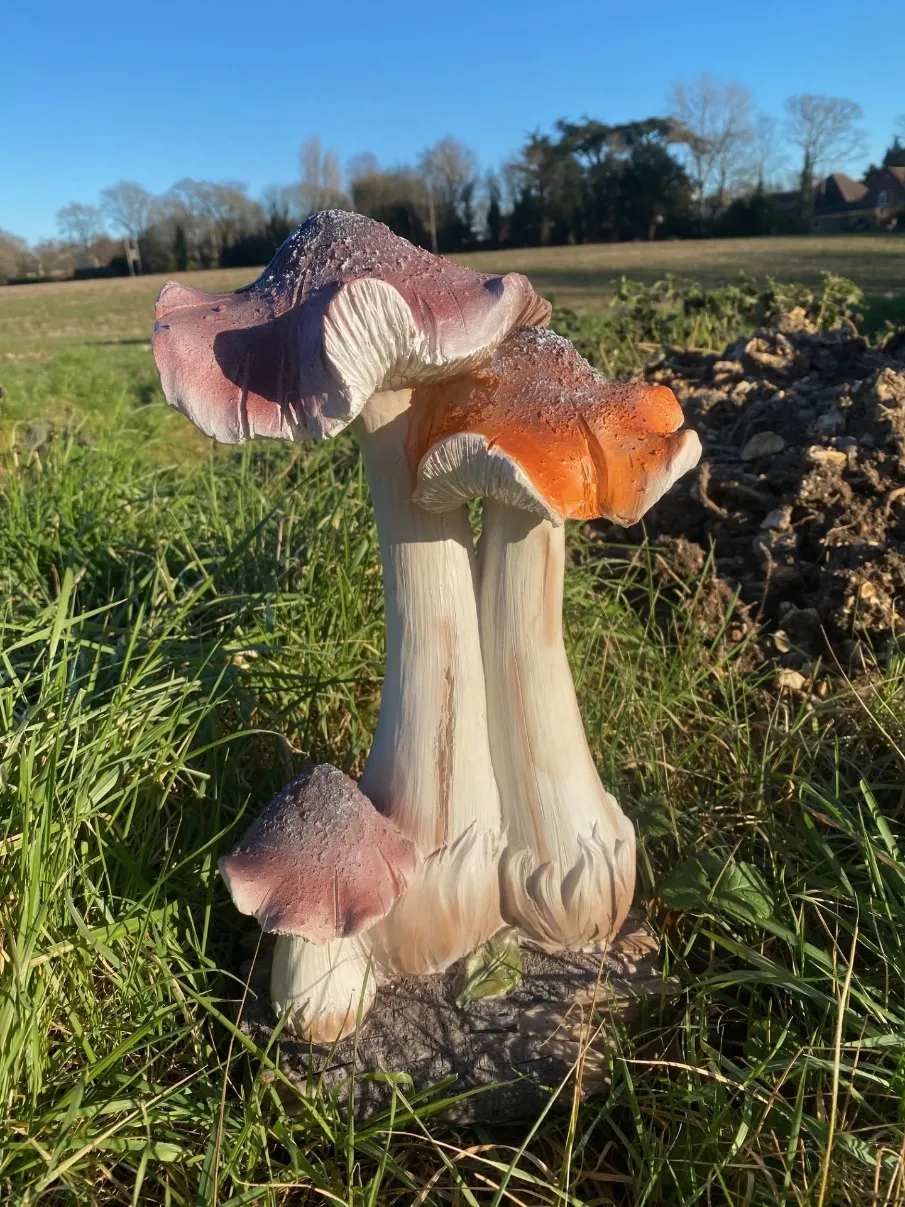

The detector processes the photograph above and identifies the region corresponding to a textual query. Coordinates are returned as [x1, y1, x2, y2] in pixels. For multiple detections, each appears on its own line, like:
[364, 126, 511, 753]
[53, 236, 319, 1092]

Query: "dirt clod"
[618, 315, 905, 665]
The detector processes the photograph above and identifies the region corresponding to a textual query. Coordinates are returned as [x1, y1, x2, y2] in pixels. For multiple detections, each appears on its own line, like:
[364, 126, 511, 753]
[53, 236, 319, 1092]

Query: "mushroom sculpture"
[219, 765, 418, 1040]
[153, 211, 549, 1040]
[152, 211, 701, 1043]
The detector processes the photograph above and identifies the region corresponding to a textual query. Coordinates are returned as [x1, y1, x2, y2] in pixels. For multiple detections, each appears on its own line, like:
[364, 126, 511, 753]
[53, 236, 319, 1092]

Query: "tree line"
[2, 79, 903, 284]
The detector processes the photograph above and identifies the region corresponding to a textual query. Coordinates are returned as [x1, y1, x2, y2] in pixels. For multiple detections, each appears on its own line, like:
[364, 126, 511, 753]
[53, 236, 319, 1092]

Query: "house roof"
[886, 166, 905, 187]
[829, 173, 869, 203]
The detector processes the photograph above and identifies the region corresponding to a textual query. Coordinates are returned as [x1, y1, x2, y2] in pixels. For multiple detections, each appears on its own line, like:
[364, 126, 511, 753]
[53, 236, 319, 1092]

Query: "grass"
[2, 233, 903, 355]
[1, 261, 905, 1203]
[456, 234, 905, 311]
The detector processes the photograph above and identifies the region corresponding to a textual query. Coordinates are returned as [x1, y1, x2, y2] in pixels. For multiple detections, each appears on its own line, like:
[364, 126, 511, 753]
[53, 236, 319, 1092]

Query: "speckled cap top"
[152, 210, 551, 443]
[219, 764, 419, 943]
[410, 327, 702, 527]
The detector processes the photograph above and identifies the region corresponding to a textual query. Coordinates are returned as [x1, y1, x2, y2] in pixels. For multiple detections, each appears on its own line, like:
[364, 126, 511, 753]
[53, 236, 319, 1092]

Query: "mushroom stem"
[352, 390, 504, 975]
[477, 500, 635, 951]
[271, 933, 377, 1043]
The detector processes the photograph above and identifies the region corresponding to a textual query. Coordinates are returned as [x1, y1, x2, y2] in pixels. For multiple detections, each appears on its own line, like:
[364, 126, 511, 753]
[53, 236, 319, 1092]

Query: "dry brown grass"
[458, 232, 905, 308]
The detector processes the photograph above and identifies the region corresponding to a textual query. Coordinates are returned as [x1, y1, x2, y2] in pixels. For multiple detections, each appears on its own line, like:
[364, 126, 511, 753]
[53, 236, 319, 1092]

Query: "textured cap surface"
[152, 210, 550, 443]
[219, 764, 419, 942]
[411, 328, 701, 526]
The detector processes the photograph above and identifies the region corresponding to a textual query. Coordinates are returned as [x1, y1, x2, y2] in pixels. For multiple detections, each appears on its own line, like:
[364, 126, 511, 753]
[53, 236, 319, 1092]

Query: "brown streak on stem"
[434, 622, 455, 849]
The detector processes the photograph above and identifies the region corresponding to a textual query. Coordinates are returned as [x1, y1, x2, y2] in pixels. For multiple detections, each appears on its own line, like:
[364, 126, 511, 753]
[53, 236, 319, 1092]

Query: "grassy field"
[1, 250, 905, 1204]
[458, 234, 905, 310]
[2, 234, 903, 356]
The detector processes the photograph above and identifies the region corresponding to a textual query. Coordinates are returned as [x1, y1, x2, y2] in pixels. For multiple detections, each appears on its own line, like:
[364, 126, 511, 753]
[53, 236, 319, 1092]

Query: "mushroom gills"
[414, 432, 560, 523]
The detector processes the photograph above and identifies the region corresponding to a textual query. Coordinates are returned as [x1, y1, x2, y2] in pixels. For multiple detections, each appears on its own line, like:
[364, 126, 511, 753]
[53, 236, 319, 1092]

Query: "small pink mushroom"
[220, 764, 418, 943]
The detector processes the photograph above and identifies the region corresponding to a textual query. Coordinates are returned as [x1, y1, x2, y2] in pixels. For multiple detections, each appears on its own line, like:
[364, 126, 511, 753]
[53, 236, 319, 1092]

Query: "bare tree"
[100, 181, 155, 273]
[298, 136, 350, 214]
[347, 151, 381, 183]
[201, 181, 261, 253]
[784, 94, 867, 190]
[100, 181, 154, 239]
[349, 164, 430, 246]
[418, 136, 480, 251]
[163, 179, 262, 265]
[259, 183, 309, 245]
[261, 183, 306, 223]
[322, 149, 342, 195]
[741, 114, 789, 191]
[896, 114, 905, 140]
[299, 136, 322, 192]
[32, 240, 77, 278]
[0, 229, 35, 282]
[56, 202, 106, 247]
[419, 138, 478, 206]
[669, 74, 754, 213]
[163, 178, 211, 265]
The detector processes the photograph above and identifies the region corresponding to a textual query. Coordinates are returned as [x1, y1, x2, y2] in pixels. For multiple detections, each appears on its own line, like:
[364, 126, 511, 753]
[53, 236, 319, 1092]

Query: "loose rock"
[776, 668, 807, 693]
[760, 507, 791, 531]
[741, 431, 786, 461]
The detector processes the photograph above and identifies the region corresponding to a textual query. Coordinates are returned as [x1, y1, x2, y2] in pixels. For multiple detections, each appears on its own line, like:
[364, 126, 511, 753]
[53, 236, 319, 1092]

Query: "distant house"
[813, 168, 905, 232]
[864, 165, 905, 225]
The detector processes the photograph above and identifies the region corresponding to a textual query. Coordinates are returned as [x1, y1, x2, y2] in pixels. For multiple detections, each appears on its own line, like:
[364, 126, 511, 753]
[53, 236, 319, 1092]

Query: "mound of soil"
[613, 310, 905, 670]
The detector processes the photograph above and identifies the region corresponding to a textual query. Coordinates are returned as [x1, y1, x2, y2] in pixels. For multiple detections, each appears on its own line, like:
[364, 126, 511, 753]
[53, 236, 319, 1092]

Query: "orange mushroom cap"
[410, 328, 701, 526]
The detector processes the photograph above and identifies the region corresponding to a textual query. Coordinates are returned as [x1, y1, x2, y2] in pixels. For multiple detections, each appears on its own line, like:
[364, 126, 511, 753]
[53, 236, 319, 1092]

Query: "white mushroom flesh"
[477, 499, 636, 951]
[352, 390, 504, 975]
[271, 933, 377, 1044]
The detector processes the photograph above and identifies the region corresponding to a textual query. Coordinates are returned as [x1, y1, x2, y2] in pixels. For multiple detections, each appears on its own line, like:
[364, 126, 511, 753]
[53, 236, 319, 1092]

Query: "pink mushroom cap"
[152, 210, 550, 443]
[219, 764, 419, 943]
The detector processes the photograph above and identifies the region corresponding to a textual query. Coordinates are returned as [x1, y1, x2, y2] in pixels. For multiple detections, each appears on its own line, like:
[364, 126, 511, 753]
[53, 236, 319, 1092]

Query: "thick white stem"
[477, 500, 635, 951]
[267, 392, 504, 1034]
[354, 390, 503, 975]
[271, 933, 376, 1043]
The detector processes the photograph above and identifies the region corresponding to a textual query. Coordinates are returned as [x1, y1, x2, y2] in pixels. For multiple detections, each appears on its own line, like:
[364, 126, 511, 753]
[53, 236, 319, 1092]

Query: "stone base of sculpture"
[236, 911, 673, 1123]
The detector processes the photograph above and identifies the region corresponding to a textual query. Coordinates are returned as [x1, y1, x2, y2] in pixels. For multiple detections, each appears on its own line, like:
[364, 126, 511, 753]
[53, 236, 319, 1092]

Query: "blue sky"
[3, 0, 903, 244]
